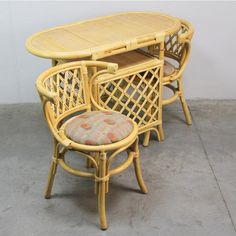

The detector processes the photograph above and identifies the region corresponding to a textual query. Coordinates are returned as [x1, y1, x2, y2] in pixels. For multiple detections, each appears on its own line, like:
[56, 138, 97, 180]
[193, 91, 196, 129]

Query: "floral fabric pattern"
[65, 111, 134, 145]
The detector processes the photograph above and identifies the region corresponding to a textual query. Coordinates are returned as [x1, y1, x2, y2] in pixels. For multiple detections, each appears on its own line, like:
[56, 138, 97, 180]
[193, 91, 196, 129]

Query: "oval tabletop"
[26, 12, 181, 60]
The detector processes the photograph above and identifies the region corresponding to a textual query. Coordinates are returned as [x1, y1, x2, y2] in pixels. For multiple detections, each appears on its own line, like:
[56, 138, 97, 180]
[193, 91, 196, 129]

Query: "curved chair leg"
[178, 78, 192, 125]
[133, 139, 148, 194]
[143, 131, 150, 147]
[44, 139, 59, 199]
[157, 124, 165, 141]
[97, 152, 108, 230]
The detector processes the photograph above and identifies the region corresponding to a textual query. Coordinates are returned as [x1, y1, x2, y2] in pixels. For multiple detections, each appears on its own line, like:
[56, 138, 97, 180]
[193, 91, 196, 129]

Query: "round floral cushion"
[65, 111, 134, 145]
[164, 61, 176, 76]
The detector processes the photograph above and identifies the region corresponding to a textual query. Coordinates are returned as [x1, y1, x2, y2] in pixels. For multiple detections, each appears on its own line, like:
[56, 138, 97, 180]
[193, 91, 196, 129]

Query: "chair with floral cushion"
[36, 61, 147, 230]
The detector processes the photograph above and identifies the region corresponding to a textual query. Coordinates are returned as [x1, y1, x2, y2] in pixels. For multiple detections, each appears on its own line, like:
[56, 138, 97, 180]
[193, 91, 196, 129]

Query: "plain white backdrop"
[1, 1, 236, 103]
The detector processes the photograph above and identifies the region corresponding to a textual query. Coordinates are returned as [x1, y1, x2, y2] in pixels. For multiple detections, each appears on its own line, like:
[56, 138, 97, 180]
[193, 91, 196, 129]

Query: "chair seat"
[65, 111, 134, 146]
[164, 61, 176, 77]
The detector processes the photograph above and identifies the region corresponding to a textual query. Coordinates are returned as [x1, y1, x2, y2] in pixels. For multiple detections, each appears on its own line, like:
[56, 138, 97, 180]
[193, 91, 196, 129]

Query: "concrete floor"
[0, 100, 236, 236]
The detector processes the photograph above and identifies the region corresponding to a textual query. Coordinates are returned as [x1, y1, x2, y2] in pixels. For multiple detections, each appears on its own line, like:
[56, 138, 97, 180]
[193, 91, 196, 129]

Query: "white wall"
[0, 1, 236, 103]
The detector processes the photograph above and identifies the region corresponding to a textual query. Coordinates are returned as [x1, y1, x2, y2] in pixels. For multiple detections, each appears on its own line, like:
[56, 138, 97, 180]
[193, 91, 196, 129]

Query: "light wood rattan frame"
[36, 61, 148, 230]
[149, 18, 194, 125]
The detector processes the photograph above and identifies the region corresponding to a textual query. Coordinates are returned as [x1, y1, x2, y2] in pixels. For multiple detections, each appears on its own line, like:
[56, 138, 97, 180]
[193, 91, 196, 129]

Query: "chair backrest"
[36, 61, 117, 131]
[164, 18, 194, 67]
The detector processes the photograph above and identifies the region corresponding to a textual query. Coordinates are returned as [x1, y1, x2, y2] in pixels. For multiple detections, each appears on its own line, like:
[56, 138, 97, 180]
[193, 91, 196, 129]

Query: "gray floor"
[0, 100, 236, 236]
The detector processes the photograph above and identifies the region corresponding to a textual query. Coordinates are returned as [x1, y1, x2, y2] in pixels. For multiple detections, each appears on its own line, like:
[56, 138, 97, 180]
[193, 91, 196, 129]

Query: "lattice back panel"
[97, 67, 161, 129]
[43, 68, 86, 119]
[164, 24, 188, 60]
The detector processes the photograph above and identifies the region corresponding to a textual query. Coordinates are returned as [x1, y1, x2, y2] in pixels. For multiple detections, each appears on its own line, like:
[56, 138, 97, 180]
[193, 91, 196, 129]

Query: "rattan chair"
[149, 19, 194, 124]
[36, 61, 148, 230]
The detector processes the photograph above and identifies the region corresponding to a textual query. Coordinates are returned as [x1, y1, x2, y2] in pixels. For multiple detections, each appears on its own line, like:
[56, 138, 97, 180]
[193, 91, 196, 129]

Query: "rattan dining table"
[26, 12, 183, 145]
[26, 12, 181, 61]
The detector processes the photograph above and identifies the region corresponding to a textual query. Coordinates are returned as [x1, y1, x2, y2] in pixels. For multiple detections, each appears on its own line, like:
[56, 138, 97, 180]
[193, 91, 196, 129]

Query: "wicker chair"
[149, 19, 194, 125]
[36, 61, 148, 230]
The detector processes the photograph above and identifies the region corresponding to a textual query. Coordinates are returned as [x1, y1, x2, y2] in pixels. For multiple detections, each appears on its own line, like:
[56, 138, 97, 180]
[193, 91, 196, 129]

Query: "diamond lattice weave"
[97, 67, 161, 129]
